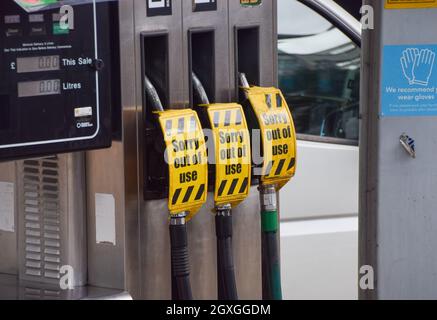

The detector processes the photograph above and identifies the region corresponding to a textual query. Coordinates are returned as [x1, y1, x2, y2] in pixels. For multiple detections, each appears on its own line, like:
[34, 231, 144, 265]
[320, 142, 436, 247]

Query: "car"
[278, 0, 361, 300]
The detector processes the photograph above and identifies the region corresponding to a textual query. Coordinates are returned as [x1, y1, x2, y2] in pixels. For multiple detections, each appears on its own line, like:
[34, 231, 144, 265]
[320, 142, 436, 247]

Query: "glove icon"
[401, 48, 419, 85]
[413, 49, 435, 86]
[401, 48, 436, 86]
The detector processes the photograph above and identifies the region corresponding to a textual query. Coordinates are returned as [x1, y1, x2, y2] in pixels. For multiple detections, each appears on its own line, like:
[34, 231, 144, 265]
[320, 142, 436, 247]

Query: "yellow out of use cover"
[157, 109, 208, 221]
[244, 86, 297, 190]
[203, 103, 251, 207]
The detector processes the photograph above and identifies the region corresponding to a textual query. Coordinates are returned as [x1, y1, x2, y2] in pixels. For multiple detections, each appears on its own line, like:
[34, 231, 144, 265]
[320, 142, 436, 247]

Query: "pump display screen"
[17, 55, 60, 73]
[0, 0, 119, 160]
[18, 79, 61, 98]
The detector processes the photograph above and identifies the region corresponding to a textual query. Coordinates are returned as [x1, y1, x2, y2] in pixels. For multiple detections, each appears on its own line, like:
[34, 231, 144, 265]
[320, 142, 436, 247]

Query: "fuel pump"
[0, 0, 126, 299]
[239, 73, 297, 300]
[192, 73, 252, 300]
[144, 76, 208, 300]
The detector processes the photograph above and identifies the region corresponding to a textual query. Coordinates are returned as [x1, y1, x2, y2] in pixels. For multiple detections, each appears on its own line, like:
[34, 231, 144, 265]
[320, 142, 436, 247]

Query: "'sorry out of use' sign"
[385, 0, 437, 9]
[381, 45, 437, 117]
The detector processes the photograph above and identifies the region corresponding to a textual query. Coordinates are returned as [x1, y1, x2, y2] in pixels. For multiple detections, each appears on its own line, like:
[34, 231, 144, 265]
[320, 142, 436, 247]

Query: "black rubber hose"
[261, 231, 282, 300]
[215, 213, 238, 300]
[144, 75, 165, 112]
[170, 223, 193, 300]
[192, 72, 210, 105]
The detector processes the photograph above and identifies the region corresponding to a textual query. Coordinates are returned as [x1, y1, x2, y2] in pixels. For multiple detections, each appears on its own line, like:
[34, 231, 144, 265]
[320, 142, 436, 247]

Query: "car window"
[278, 0, 361, 141]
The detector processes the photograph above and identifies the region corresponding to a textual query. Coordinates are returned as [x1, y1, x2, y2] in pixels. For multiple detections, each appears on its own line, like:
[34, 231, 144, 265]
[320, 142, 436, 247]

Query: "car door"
[277, 0, 361, 299]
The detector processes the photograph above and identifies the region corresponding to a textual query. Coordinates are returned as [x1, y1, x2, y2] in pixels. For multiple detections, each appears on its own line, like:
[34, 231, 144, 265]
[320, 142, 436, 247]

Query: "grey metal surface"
[360, 1, 437, 299]
[182, 0, 231, 104]
[0, 274, 131, 300]
[86, 0, 139, 297]
[228, 0, 278, 97]
[0, 161, 18, 276]
[82, 0, 277, 300]
[86, 144, 127, 291]
[16, 153, 87, 287]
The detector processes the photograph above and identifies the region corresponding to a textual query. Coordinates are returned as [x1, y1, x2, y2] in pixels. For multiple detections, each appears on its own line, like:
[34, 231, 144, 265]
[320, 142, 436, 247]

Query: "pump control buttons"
[157, 109, 208, 220]
[204, 103, 252, 207]
[74, 107, 93, 118]
[244, 87, 297, 189]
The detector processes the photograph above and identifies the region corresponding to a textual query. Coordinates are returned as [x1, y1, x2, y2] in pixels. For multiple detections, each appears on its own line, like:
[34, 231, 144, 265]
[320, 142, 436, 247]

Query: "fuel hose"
[192, 72, 210, 105]
[170, 213, 193, 300]
[191, 73, 238, 300]
[239, 73, 283, 300]
[144, 75, 165, 112]
[145, 77, 192, 300]
[260, 185, 282, 300]
[216, 205, 238, 300]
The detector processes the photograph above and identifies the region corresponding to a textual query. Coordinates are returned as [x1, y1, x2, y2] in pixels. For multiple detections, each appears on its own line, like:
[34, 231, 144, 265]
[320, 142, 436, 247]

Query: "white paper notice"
[95, 193, 116, 245]
[0, 182, 14, 233]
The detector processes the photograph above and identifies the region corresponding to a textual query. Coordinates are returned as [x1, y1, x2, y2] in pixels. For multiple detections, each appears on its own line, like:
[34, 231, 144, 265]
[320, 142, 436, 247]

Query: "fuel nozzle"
[144, 76, 208, 301]
[239, 72, 250, 90]
[238, 74, 295, 300]
[191, 73, 243, 301]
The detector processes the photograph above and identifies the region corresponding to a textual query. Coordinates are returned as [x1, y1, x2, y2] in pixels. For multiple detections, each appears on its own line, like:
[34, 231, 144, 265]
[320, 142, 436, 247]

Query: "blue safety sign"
[381, 45, 437, 117]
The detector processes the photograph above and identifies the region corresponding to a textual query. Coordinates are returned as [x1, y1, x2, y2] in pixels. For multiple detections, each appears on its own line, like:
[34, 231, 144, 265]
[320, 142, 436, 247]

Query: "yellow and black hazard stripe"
[265, 157, 296, 178]
[264, 92, 285, 110]
[171, 183, 206, 207]
[217, 177, 249, 198]
[212, 108, 244, 128]
[164, 115, 199, 137]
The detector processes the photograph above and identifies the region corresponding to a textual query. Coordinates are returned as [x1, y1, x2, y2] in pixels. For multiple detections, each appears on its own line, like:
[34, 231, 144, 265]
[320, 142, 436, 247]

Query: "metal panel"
[86, 144, 127, 291]
[0, 161, 18, 276]
[0, 274, 130, 300]
[228, 0, 278, 100]
[182, 0, 231, 103]
[360, 0, 437, 299]
[86, 0, 138, 296]
[17, 153, 87, 287]
[135, 0, 185, 109]
[85, 0, 276, 300]
[134, 0, 185, 300]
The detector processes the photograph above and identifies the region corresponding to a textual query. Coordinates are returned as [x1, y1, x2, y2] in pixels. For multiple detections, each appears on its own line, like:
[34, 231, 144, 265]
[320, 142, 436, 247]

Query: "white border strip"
[281, 217, 358, 237]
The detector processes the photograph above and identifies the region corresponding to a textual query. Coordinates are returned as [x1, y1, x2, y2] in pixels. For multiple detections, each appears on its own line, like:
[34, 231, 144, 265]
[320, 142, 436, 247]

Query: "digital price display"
[18, 79, 61, 97]
[17, 55, 60, 73]
[0, 0, 118, 161]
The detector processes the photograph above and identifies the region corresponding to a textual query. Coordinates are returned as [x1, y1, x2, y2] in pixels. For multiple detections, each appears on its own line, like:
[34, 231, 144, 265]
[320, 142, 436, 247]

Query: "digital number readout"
[18, 79, 61, 98]
[17, 55, 60, 73]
